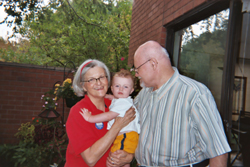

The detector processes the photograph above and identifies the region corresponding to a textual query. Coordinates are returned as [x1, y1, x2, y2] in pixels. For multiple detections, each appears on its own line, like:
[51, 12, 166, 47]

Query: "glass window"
[173, 9, 230, 110]
[232, 12, 250, 167]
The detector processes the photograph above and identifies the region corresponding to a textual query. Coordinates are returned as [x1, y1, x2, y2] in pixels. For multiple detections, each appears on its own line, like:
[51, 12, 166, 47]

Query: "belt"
[138, 159, 209, 167]
[181, 159, 209, 167]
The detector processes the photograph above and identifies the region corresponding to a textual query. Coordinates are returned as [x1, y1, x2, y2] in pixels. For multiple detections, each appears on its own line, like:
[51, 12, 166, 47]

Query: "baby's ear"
[130, 88, 134, 94]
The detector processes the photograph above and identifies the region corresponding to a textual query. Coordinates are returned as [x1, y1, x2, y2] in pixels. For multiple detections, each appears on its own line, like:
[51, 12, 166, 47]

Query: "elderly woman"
[64, 59, 135, 167]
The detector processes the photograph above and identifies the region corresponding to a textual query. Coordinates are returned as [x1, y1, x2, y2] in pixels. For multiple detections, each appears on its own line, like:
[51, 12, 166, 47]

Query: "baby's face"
[111, 76, 134, 99]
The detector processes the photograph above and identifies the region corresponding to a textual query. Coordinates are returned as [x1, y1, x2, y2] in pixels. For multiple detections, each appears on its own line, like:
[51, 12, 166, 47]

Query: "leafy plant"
[55, 78, 82, 108]
[55, 78, 76, 99]
[41, 90, 58, 110]
[15, 122, 35, 143]
[0, 117, 68, 167]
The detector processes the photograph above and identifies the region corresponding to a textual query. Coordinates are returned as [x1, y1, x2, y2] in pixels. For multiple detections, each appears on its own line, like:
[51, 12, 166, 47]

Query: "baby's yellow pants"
[111, 131, 139, 153]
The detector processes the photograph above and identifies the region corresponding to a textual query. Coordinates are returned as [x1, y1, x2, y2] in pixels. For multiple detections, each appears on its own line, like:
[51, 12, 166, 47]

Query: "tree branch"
[65, 0, 103, 28]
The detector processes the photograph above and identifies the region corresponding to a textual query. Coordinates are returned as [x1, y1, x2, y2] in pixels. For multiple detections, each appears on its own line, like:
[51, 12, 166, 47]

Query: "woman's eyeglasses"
[83, 76, 107, 84]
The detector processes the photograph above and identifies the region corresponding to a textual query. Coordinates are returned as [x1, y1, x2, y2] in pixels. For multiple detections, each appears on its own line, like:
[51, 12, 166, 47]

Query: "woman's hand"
[106, 150, 134, 167]
[113, 107, 136, 130]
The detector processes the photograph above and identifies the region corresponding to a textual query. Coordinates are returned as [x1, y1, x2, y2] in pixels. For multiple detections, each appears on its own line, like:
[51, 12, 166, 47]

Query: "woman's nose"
[96, 79, 101, 85]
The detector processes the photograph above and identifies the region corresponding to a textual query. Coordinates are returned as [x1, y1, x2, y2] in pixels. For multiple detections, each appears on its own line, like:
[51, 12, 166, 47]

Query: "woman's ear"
[81, 83, 87, 92]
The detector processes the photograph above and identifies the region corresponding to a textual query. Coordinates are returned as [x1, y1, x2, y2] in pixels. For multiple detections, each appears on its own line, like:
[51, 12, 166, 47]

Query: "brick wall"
[128, 0, 207, 65]
[0, 62, 71, 144]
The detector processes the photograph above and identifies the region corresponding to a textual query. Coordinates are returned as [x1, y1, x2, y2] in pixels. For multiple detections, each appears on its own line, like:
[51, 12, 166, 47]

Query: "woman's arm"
[80, 108, 119, 123]
[80, 107, 135, 167]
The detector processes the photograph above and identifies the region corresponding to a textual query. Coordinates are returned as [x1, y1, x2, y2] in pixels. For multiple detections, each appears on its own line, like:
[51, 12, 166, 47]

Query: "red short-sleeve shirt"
[65, 95, 111, 167]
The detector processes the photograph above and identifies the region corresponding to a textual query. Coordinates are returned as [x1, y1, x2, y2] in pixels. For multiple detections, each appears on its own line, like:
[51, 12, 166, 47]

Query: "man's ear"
[130, 88, 134, 94]
[151, 58, 158, 69]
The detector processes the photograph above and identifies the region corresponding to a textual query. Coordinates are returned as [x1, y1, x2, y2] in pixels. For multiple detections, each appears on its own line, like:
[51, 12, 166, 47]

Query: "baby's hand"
[80, 108, 92, 121]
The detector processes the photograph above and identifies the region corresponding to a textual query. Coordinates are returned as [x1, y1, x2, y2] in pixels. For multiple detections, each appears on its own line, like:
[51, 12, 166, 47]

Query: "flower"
[63, 78, 72, 84]
[55, 78, 78, 99]
[121, 57, 125, 61]
[41, 89, 58, 110]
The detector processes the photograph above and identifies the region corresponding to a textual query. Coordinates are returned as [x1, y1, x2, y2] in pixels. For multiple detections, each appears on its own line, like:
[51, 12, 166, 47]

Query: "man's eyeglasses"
[133, 59, 151, 74]
[83, 76, 107, 84]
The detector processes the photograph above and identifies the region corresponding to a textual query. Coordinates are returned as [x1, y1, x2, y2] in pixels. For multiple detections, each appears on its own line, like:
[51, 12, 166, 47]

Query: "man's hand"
[113, 107, 136, 130]
[106, 150, 134, 167]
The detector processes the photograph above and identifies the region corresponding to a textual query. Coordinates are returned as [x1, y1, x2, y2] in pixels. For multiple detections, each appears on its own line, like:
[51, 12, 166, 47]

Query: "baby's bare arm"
[80, 108, 119, 123]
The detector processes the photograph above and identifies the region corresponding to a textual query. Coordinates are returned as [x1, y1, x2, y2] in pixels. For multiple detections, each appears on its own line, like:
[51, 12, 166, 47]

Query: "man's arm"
[209, 153, 228, 167]
[80, 108, 119, 123]
[106, 150, 134, 167]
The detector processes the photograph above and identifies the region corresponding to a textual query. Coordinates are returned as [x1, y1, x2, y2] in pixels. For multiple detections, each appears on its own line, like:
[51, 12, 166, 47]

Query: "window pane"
[233, 12, 250, 167]
[175, 9, 229, 110]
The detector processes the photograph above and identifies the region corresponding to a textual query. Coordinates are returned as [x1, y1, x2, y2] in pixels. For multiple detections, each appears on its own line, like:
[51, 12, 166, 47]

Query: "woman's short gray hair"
[73, 59, 111, 97]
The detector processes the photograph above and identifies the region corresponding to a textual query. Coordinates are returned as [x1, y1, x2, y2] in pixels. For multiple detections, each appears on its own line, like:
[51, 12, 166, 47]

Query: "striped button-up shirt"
[134, 67, 231, 166]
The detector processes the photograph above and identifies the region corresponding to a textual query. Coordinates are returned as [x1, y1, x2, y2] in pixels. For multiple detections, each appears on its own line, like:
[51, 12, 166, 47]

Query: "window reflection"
[233, 12, 250, 167]
[174, 9, 229, 110]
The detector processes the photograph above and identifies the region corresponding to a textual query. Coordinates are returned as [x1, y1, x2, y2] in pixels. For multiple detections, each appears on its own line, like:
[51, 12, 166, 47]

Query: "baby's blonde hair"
[112, 69, 134, 87]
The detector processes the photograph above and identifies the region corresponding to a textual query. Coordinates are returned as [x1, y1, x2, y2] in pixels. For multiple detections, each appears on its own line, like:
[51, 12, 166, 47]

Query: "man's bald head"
[133, 41, 174, 90]
[134, 40, 169, 61]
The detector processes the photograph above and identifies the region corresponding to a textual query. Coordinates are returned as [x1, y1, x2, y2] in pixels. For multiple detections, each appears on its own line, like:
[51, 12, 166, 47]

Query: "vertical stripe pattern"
[120, 133, 126, 150]
[134, 68, 231, 166]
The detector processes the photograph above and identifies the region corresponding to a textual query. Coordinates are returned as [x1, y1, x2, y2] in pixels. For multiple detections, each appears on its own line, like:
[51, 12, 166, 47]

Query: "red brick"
[175, 8, 184, 18]
[24, 72, 38, 78]
[182, 1, 194, 14]
[1, 105, 15, 110]
[167, 0, 178, 8]
[194, 0, 206, 8]
[178, 0, 191, 8]
[0, 113, 16, 119]
[7, 119, 21, 124]
[8, 91, 23, 97]
[6, 110, 22, 115]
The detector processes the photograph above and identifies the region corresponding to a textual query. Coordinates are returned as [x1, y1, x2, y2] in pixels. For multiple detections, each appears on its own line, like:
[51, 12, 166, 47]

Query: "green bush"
[0, 118, 68, 167]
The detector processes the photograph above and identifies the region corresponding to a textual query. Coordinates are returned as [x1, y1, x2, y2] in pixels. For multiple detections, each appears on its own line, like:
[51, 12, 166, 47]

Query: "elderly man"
[133, 41, 231, 167]
[107, 41, 231, 167]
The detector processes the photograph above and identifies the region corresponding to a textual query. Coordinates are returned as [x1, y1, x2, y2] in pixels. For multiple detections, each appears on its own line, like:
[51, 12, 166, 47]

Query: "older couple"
[65, 41, 231, 167]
